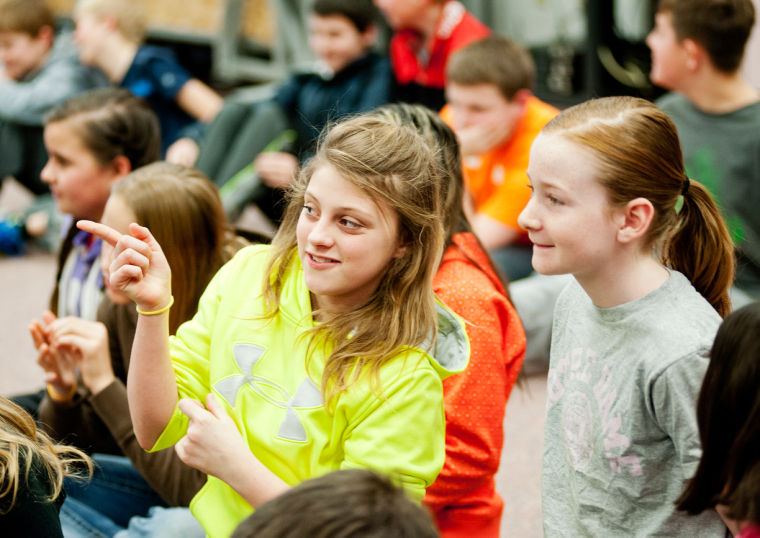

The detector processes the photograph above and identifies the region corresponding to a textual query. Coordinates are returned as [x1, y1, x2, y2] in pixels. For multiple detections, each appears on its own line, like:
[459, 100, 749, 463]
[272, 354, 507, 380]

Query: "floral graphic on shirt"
[548, 347, 643, 477]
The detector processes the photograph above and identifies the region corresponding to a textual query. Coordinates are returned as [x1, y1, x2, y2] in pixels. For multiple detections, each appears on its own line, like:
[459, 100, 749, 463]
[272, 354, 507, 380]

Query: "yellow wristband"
[136, 296, 174, 316]
[47, 381, 77, 402]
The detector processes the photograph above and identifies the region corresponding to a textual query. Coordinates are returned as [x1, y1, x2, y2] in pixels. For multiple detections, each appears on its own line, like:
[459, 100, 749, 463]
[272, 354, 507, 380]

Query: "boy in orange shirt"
[441, 36, 558, 280]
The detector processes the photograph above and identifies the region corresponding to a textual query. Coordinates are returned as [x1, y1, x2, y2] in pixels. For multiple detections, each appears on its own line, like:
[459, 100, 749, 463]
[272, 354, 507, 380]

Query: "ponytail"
[541, 96, 735, 317]
[663, 179, 734, 318]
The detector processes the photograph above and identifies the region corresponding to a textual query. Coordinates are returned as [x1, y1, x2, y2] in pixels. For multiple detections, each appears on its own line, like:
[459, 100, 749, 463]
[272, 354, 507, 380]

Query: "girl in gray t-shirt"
[517, 96, 733, 536]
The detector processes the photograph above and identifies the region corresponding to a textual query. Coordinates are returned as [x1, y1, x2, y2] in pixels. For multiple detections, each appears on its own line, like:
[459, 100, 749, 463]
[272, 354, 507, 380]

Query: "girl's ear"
[392, 243, 407, 259]
[109, 155, 132, 182]
[617, 197, 654, 244]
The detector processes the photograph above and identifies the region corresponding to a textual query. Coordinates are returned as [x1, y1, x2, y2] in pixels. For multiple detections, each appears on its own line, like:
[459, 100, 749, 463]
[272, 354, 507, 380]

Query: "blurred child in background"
[441, 36, 558, 281]
[374, 0, 489, 110]
[0, 0, 105, 198]
[194, 0, 392, 225]
[72, 0, 222, 160]
[13, 88, 159, 417]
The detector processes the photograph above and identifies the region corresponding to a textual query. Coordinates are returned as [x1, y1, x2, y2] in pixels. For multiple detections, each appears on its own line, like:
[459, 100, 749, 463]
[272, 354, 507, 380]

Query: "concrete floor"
[0, 181, 546, 536]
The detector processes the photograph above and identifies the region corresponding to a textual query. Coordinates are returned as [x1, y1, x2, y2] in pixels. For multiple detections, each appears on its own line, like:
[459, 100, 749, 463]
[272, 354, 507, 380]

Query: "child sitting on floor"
[72, 0, 223, 160]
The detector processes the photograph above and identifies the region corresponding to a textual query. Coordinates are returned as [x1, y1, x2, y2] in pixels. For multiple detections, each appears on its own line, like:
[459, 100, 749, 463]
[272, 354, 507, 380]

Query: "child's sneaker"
[0, 217, 25, 255]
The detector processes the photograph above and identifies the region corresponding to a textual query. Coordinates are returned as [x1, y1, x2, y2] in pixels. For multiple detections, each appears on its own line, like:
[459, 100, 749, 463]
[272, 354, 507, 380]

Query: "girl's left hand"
[48, 317, 114, 395]
[175, 394, 253, 481]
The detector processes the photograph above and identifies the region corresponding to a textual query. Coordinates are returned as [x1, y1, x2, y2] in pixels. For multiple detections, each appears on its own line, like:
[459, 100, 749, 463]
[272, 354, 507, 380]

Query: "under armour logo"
[215, 343, 323, 442]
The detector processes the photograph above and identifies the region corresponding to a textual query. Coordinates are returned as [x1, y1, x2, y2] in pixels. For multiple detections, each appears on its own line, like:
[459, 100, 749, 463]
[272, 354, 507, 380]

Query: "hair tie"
[681, 177, 690, 196]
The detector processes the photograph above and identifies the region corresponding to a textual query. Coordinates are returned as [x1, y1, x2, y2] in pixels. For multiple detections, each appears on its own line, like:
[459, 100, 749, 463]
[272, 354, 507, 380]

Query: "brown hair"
[677, 301, 760, 524]
[0, 397, 91, 514]
[657, 0, 755, 73]
[264, 114, 444, 405]
[312, 0, 379, 33]
[369, 103, 510, 291]
[47, 88, 161, 314]
[45, 87, 160, 170]
[0, 0, 55, 35]
[447, 35, 536, 100]
[74, 0, 147, 43]
[231, 469, 439, 538]
[112, 162, 245, 334]
[543, 96, 734, 316]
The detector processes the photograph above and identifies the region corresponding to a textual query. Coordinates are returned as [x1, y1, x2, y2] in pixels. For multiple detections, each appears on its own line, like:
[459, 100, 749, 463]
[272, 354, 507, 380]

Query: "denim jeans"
[61, 454, 167, 538]
[60, 497, 123, 538]
[113, 507, 205, 538]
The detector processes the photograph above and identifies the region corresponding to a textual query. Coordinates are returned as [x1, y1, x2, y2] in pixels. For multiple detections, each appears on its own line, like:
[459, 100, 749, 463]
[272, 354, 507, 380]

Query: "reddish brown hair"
[544, 96, 734, 316]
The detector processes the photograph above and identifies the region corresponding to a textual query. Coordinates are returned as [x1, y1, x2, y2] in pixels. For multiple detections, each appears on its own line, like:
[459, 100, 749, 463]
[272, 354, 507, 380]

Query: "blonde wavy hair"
[0, 397, 92, 513]
[263, 114, 444, 405]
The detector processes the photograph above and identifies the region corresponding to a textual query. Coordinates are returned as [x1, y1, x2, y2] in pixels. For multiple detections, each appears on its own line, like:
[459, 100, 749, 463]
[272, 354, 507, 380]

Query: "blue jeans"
[61, 454, 167, 538]
[114, 507, 204, 538]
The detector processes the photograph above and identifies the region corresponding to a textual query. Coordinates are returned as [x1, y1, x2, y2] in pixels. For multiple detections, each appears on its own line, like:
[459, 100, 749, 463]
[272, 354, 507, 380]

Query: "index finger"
[178, 398, 208, 421]
[77, 220, 123, 247]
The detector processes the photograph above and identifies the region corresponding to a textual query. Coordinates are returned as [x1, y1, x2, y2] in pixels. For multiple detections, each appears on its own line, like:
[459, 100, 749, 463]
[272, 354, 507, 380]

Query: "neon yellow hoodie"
[151, 245, 469, 537]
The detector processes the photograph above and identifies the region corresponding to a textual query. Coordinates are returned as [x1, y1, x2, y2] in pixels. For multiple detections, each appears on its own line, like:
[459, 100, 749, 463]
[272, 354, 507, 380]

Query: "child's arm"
[164, 79, 223, 166]
[255, 152, 299, 189]
[175, 79, 223, 123]
[77, 220, 177, 450]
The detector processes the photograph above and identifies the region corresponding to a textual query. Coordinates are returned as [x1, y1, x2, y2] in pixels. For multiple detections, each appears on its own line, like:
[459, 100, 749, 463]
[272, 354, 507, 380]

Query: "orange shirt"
[441, 96, 559, 235]
[426, 232, 526, 537]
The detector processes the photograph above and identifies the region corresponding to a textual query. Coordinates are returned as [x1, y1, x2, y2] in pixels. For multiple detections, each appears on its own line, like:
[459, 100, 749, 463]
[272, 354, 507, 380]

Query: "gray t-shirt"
[542, 272, 726, 537]
[657, 92, 760, 296]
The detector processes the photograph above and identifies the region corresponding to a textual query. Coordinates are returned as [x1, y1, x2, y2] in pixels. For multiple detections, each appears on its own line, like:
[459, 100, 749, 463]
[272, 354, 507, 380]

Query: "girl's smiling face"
[40, 119, 122, 222]
[296, 163, 405, 314]
[518, 133, 624, 285]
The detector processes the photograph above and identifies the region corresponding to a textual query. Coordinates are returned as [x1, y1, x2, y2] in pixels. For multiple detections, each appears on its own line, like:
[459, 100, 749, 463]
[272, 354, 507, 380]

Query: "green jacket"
[152, 245, 469, 537]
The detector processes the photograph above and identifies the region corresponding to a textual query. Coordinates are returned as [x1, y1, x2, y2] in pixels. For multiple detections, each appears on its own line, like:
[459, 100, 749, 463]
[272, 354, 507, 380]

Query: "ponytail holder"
[681, 177, 691, 196]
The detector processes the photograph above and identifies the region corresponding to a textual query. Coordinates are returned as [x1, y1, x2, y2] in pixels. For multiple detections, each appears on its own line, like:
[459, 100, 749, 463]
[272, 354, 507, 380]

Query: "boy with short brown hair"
[441, 35, 558, 280]
[0, 0, 105, 195]
[647, 0, 760, 299]
[232, 469, 440, 538]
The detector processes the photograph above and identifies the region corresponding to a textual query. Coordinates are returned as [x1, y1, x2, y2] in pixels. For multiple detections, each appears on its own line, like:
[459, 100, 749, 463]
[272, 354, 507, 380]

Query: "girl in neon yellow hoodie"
[81, 114, 469, 537]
